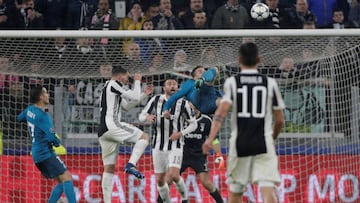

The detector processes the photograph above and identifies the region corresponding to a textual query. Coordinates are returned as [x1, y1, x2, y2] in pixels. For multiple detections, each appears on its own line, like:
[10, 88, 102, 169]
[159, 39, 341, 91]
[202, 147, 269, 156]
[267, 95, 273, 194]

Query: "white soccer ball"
[250, 3, 270, 21]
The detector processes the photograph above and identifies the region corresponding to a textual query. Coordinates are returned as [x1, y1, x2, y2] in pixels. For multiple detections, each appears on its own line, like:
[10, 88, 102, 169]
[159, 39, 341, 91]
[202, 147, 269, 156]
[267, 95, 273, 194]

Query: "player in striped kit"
[98, 66, 153, 203]
[203, 42, 285, 203]
[139, 78, 198, 203]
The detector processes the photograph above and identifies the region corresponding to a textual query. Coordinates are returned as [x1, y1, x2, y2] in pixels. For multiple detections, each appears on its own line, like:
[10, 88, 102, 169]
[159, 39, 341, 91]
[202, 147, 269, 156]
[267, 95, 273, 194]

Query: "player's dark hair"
[112, 65, 127, 76]
[239, 42, 259, 66]
[191, 65, 203, 78]
[30, 84, 43, 103]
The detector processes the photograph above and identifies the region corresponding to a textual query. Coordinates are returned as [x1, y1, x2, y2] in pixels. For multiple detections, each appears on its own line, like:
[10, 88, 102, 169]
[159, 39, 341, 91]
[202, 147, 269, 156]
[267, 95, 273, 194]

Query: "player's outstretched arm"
[122, 84, 153, 111]
[17, 108, 28, 122]
[138, 95, 157, 122]
[162, 80, 193, 112]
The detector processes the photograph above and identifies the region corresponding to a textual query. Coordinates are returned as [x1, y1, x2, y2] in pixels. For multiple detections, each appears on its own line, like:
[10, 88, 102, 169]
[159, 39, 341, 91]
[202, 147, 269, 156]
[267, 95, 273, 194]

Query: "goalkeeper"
[162, 66, 222, 116]
[17, 85, 76, 203]
[180, 105, 224, 203]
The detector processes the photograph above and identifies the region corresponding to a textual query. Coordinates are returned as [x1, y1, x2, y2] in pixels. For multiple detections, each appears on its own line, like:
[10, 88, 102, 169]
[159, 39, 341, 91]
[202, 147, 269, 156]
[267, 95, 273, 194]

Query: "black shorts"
[180, 154, 208, 174]
[35, 154, 67, 179]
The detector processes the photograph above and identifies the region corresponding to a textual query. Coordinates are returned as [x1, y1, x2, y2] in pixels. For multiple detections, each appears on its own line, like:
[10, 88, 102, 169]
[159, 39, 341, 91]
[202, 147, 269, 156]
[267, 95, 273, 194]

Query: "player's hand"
[163, 110, 171, 119]
[133, 73, 142, 81]
[214, 152, 225, 170]
[146, 115, 156, 122]
[202, 138, 213, 155]
[169, 132, 182, 141]
[144, 84, 154, 96]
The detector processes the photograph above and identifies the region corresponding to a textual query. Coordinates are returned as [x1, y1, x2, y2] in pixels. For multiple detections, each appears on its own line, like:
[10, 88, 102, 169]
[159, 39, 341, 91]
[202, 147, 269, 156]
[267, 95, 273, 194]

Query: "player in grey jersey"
[98, 66, 153, 203]
[203, 42, 285, 203]
[139, 78, 197, 203]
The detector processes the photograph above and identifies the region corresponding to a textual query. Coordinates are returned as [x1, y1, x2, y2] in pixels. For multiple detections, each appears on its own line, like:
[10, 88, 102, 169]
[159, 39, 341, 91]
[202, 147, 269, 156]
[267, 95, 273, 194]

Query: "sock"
[63, 180, 76, 203]
[102, 172, 114, 203]
[157, 183, 171, 203]
[175, 177, 188, 200]
[129, 139, 149, 165]
[48, 183, 63, 203]
[209, 188, 224, 203]
[202, 68, 217, 82]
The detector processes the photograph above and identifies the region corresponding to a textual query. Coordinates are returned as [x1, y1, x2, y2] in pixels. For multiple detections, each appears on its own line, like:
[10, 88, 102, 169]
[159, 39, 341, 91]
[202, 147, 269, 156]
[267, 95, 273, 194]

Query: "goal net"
[0, 30, 359, 203]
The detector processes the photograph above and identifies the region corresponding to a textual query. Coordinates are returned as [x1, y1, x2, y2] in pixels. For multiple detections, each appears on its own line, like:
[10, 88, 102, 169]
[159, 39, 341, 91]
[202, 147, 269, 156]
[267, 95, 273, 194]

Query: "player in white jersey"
[203, 42, 285, 203]
[139, 78, 198, 203]
[98, 66, 153, 203]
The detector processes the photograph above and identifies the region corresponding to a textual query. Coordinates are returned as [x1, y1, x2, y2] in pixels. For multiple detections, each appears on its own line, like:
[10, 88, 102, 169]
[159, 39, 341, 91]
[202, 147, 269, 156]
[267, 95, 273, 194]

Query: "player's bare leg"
[102, 164, 115, 203]
[125, 133, 149, 179]
[198, 172, 224, 203]
[229, 192, 243, 203]
[167, 167, 188, 203]
[260, 186, 278, 203]
[156, 172, 171, 203]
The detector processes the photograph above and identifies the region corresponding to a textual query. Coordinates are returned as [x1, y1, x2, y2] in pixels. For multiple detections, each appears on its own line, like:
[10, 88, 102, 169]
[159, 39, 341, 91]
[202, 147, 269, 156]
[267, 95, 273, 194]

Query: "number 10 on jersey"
[237, 85, 267, 118]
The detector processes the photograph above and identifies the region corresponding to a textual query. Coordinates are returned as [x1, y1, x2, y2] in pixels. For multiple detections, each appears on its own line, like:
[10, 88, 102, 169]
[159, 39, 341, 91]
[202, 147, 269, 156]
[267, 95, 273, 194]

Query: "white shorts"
[152, 149, 183, 174]
[227, 152, 281, 193]
[99, 122, 143, 165]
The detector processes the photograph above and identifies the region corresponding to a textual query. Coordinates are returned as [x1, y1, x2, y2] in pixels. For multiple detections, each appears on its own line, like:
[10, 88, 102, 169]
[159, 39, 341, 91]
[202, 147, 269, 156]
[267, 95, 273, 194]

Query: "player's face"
[193, 67, 205, 79]
[41, 88, 50, 105]
[163, 79, 178, 96]
[119, 72, 129, 84]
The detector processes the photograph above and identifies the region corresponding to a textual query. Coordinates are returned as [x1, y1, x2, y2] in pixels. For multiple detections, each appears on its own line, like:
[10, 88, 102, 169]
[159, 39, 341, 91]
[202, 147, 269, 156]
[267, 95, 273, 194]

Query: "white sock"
[158, 183, 171, 203]
[129, 139, 149, 165]
[102, 172, 114, 203]
[175, 177, 188, 200]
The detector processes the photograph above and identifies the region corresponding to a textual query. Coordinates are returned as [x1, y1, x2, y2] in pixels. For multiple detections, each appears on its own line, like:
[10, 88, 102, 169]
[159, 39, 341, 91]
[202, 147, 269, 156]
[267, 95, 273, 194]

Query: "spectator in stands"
[18, 0, 44, 29]
[35, 0, 67, 29]
[144, 3, 160, 20]
[121, 42, 146, 73]
[329, 8, 354, 28]
[134, 20, 165, 65]
[303, 20, 316, 29]
[173, 49, 191, 73]
[275, 57, 298, 79]
[349, 0, 360, 27]
[264, 0, 291, 28]
[0, 0, 9, 29]
[190, 10, 209, 29]
[90, 0, 118, 30]
[65, 0, 97, 29]
[295, 0, 316, 28]
[119, 1, 146, 30]
[307, 0, 336, 28]
[152, 0, 183, 30]
[211, 0, 249, 29]
[200, 46, 219, 68]
[148, 51, 164, 73]
[99, 64, 112, 78]
[180, 0, 204, 28]
[0, 56, 11, 91]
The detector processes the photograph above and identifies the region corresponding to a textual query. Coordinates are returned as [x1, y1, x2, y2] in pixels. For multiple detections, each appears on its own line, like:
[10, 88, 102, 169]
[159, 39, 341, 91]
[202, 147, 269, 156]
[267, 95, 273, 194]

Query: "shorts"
[180, 154, 208, 174]
[35, 154, 67, 179]
[152, 149, 183, 174]
[227, 152, 281, 193]
[99, 123, 143, 165]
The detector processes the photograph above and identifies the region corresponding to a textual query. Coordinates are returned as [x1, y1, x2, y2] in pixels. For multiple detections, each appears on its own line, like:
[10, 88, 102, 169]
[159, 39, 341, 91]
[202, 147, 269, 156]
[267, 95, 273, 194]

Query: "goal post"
[0, 30, 359, 203]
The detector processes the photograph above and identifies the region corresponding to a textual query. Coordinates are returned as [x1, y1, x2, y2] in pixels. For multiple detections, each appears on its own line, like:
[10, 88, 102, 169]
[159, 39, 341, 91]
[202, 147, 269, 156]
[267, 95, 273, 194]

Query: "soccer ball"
[250, 3, 270, 21]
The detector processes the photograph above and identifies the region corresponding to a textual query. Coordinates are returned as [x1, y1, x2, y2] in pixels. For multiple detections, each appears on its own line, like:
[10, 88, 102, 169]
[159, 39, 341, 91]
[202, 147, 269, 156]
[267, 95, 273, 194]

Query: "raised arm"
[138, 95, 158, 122]
[162, 80, 193, 112]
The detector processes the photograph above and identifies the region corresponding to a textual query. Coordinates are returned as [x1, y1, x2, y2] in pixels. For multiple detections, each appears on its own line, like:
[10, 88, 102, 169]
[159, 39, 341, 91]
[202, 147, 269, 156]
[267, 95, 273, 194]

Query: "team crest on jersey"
[200, 123, 205, 132]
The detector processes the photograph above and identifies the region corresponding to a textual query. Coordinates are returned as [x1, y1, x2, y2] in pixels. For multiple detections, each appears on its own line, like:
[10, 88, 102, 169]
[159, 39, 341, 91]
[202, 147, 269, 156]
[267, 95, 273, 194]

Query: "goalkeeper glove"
[214, 152, 225, 170]
[194, 78, 204, 89]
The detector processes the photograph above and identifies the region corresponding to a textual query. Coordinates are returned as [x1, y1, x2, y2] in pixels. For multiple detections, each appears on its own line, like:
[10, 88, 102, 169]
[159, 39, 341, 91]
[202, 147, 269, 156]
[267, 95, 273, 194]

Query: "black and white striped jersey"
[139, 94, 198, 151]
[221, 69, 285, 157]
[98, 80, 142, 137]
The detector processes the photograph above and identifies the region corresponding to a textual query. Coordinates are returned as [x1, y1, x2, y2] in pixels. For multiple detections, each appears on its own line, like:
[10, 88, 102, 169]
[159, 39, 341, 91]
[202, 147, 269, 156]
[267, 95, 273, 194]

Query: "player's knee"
[58, 170, 73, 182]
[201, 178, 214, 191]
[104, 164, 115, 173]
[167, 172, 180, 182]
[229, 183, 245, 194]
[140, 133, 150, 142]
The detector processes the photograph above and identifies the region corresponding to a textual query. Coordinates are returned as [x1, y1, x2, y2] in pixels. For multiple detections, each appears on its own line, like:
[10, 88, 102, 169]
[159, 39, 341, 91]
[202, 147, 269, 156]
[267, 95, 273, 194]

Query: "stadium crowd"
[0, 0, 358, 30]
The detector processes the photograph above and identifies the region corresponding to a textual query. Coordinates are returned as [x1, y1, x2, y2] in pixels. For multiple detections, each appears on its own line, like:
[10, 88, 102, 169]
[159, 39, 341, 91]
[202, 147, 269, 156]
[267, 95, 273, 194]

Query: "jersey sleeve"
[162, 80, 193, 112]
[220, 77, 233, 104]
[111, 80, 142, 102]
[139, 95, 157, 122]
[17, 108, 28, 122]
[269, 78, 285, 110]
